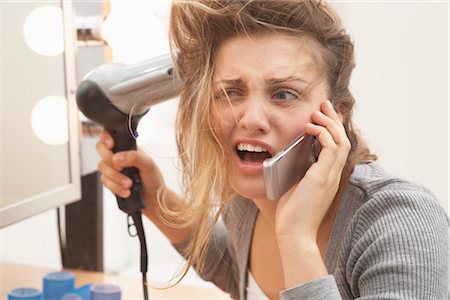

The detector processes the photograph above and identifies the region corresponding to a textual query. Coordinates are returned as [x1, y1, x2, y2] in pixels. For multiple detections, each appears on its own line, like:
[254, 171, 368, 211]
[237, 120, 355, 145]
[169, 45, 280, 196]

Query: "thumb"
[112, 150, 164, 191]
[112, 150, 143, 170]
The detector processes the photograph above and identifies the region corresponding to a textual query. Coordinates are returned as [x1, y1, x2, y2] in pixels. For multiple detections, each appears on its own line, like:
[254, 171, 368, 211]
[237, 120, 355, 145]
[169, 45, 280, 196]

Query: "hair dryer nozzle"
[78, 53, 182, 116]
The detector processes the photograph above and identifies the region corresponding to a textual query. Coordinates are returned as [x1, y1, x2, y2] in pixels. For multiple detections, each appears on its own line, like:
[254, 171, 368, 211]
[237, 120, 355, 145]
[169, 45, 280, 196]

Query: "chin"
[231, 179, 267, 200]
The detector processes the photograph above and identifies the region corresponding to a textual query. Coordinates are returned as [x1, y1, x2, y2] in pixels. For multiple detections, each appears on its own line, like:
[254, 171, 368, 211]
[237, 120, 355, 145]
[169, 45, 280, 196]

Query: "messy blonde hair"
[165, 0, 376, 282]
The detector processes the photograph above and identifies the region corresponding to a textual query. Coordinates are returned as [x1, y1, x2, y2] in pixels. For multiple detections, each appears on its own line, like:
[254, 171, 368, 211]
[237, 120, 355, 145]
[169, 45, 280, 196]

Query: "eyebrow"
[214, 79, 242, 86]
[267, 75, 310, 85]
[214, 75, 310, 87]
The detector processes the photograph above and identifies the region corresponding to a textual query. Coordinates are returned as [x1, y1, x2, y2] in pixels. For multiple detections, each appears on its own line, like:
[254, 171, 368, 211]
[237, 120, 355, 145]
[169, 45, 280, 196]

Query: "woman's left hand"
[275, 99, 351, 243]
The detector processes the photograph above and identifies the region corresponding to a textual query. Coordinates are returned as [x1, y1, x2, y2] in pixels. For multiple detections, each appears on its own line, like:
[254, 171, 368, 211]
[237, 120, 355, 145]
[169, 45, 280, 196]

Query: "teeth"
[237, 143, 268, 153]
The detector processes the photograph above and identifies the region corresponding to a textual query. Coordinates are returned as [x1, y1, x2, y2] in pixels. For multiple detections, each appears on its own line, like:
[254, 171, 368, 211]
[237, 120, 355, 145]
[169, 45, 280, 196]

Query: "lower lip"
[233, 154, 264, 175]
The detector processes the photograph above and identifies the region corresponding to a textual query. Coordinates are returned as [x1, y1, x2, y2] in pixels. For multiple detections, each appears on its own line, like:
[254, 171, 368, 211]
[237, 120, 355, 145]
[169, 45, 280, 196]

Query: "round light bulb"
[100, 2, 171, 62]
[23, 5, 64, 56]
[31, 96, 68, 145]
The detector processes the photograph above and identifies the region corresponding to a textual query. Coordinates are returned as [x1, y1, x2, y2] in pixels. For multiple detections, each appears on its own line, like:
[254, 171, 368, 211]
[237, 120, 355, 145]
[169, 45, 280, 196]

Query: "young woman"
[96, 1, 449, 299]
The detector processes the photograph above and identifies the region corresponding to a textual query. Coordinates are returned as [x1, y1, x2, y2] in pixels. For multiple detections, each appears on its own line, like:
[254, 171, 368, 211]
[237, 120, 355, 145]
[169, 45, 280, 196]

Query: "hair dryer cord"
[129, 211, 149, 300]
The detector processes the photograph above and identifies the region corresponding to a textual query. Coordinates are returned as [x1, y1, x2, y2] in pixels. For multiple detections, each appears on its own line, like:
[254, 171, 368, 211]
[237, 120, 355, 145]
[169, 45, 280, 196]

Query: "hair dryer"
[75, 53, 183, 299]
[76, 53, 182, 214]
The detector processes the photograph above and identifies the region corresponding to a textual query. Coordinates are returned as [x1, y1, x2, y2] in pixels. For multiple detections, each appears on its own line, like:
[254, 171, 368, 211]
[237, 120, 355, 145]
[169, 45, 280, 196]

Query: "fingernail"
[106, 139, 113, 147]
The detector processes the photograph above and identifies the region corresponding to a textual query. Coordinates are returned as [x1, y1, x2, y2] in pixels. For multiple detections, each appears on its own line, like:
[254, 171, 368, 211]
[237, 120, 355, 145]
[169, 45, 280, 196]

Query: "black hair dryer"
[75, 53, 182, 299]
[76, 53, 182, 214]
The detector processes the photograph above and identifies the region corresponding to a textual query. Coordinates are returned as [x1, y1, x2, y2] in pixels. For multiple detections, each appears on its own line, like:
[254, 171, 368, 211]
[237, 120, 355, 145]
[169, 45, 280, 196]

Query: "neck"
[252, 197, 277, 227]
[252, 193, 341, 242]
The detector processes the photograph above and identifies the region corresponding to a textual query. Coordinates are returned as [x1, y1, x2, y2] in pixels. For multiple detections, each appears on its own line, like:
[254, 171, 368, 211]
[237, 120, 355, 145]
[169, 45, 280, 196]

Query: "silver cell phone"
[263, 133, 320, 200]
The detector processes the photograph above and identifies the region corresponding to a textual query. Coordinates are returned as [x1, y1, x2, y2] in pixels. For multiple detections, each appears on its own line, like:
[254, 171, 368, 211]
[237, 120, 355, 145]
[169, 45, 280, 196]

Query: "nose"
[237, 95, 270, 134]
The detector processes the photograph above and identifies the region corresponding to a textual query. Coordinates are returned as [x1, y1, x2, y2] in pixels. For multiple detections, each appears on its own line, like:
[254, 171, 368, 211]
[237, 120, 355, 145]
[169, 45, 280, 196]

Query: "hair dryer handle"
[116, 167, 146, 214]
[107, 123, 146, 214]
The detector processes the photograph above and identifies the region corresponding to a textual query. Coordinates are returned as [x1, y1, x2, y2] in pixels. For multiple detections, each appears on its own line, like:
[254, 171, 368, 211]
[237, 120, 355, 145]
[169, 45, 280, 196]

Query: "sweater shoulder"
[349, 161, 437, 200]
[347, 162, 449, 236]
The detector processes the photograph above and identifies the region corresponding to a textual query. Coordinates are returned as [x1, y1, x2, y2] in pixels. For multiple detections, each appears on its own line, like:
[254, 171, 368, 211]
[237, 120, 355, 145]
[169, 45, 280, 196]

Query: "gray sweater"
[174, 162, 450, 299]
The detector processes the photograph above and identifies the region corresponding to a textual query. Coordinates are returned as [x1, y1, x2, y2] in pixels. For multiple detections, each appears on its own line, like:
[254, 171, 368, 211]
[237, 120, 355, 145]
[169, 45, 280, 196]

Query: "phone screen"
[263, 133, 319, 200]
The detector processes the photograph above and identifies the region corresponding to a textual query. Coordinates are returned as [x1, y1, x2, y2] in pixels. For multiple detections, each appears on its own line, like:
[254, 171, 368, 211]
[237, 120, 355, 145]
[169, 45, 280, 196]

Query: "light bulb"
[31, 96, 68, 145]
[23, 5, 64, 56]
[100, 2, 171, 63]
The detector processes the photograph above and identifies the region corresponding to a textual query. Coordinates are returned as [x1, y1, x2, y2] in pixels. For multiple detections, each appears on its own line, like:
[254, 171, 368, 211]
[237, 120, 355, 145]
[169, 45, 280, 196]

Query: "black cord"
[143, 272, 149, 300]
[130, 211, 149, 300]
[57, 207, 66, 265]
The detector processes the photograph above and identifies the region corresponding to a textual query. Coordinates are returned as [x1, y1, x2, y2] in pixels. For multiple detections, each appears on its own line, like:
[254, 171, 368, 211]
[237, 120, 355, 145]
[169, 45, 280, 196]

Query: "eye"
[215, 88, 244, 101]
[271, 89, 299, 101]
[225, 89, 242, 97]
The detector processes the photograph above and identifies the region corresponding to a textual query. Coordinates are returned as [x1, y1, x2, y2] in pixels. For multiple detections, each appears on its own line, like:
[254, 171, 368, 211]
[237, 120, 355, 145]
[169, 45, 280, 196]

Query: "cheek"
[287, 114, 310, 135]
[211, 104, 237, 134]
[210, 107, 234, 149]
[275, 108, 315, 147]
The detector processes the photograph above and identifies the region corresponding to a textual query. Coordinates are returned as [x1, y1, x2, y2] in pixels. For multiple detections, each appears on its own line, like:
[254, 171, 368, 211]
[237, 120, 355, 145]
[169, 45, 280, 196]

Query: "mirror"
[0, 0, 81, 228]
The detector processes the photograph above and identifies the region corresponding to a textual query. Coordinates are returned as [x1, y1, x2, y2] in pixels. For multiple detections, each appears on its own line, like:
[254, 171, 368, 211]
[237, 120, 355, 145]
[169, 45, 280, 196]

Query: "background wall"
[334, 2, 448, 209]
[1, 0, 448, 289]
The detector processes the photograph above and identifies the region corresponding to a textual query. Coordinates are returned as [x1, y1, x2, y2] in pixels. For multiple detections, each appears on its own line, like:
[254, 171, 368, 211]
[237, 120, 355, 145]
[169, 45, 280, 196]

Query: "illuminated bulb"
[31, 96, 68, 145]
[100, 10, 121, 50]
[101, 2, 171, 62]
[23, 5, 64, 56]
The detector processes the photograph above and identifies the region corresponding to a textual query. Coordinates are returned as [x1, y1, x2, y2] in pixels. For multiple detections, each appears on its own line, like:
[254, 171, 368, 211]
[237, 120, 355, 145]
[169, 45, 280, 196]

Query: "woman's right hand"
[96, 130, 165, 211]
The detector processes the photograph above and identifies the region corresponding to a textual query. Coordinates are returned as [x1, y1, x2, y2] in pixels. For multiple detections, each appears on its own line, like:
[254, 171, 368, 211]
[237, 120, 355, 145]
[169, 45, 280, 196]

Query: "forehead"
[214, 33, 323, 81]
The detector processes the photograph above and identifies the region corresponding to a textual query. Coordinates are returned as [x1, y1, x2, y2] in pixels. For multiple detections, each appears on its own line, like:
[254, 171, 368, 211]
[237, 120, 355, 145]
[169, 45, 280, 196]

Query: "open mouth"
[236, 143, 272, 163]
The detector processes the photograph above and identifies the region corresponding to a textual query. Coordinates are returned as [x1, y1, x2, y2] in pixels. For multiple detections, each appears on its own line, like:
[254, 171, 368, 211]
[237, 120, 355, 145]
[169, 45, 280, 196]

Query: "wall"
[332, 2, 448, 210]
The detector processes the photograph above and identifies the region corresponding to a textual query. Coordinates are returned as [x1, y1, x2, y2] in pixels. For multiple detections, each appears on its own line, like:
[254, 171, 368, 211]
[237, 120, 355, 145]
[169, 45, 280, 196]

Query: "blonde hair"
[165, 0, 377, 283]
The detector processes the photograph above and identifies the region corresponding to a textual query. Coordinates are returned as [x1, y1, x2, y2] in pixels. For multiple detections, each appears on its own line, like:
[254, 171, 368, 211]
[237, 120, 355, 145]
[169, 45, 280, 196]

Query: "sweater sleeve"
[281, 187, 449, 300]
[346, 188, 449, 299]
[280, 275, 341, 299]
[172, 218, 240, 299]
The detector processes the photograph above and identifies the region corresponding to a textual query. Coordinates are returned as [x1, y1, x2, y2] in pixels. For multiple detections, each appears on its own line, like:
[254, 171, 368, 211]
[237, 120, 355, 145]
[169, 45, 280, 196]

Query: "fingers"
[99, 130, 114, 149]
[309, 100, 349, 147]
[305, 100, 350, 171]
[98, 149, 147, 194]
[310, 101, 345, 145]
[96, 131, 114, 166]
[96, 130, 143, 171]
[99, 166, 132, 198]
[96, 130, 135, 197]
[321, 99, 341, 123]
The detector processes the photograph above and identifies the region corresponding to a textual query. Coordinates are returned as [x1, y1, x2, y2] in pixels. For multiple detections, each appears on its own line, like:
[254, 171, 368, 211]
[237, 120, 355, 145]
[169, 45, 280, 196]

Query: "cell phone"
[263, 133, 320, 200]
